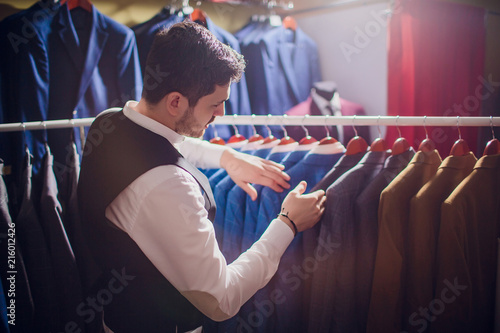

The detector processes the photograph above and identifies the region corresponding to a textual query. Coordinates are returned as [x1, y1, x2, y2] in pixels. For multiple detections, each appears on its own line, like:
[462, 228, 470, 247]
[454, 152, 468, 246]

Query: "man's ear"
[164, 92, 189, 117]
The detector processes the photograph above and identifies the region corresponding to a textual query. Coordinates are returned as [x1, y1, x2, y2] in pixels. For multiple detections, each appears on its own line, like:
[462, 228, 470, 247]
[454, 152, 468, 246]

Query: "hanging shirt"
[308, 150, 389, 333]
[404, 152, 476, 333]
[368, 149, 442, 333]
[431, 154, 500, 333]
[354, 148, 415, 333]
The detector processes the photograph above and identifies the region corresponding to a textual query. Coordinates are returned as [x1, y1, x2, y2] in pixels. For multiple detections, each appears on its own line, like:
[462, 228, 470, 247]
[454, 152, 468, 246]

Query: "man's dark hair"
[142, 21, 246, 106]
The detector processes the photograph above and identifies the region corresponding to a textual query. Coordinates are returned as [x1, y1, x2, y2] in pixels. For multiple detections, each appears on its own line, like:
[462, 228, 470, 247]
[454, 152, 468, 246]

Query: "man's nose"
[214, 102, 225, 117]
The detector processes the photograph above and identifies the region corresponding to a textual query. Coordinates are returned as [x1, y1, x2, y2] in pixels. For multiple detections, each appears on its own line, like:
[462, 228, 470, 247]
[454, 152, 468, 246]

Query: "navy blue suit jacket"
[243, 26, 321, 137]
[0, 1, 142, 175]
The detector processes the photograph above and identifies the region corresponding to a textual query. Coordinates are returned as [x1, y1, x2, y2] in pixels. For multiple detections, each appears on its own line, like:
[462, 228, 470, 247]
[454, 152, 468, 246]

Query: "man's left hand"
[220, 149, 291, 201]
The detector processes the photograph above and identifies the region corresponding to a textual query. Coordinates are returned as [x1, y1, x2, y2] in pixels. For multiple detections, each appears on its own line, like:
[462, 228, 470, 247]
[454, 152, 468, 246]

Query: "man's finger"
[255, 176, 285, 193]
[291, 181, 307, 195]
[309, 189, 326, 200]
[261, 159, 285, 171]
[239, 182, 258, 201]
[261, 163, 291, 181]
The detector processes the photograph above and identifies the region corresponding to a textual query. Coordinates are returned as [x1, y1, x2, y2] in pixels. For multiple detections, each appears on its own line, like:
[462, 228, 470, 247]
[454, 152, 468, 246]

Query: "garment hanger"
[449, 116, 471, 156]
[391, 115, 411, 155]
[299, 115, 317, 145]
[345, 115, 368, 155]
[227, 115, 247, 144]
[60, 0, 92, 12]
[483, 116, 500, 156]
[282, 16, 297, 31]
[277, 115, 296, 145]
[369, 116, 386, 152]
[246, 114, 264, 143]
[262, 115, 279, 144]
[209, 124, 225, 146]
[418, 115, 436, 152]
[190, 8, 207, 28]
[319, 115, 338, 145]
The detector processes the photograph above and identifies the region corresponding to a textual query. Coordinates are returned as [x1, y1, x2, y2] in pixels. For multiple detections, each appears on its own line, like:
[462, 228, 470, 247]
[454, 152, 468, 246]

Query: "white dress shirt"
[104, 101, 294, 325]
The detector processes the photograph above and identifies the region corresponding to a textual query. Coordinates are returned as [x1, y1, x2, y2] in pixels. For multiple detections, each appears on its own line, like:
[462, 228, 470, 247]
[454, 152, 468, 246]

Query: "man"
[78, 21, 326, 333]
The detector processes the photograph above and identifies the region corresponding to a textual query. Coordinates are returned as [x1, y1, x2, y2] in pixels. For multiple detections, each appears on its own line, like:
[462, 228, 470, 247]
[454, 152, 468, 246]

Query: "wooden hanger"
[391, 115, 411, 155]
[449, 117, 471, 156]
[190, 8, 207, 27]
[299, 115, 317, 145]
[277, 119, 296, 145]
[369, 116, 386, 152]
[262, 116, 279, 144]
[208, 124, 225, 145]
[60, 0, 92, 12]
[345, 116, 368, 155]
[282, 16, 297, 31]
[418, 116, 436, 152]
[227, 118, 247, 143]
[319, 115, 338, 145]
[483, 116, 499, 156]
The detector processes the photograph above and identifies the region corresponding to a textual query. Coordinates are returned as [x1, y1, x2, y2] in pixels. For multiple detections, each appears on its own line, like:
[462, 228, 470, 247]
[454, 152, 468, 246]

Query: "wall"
[295, 1, 390, 139]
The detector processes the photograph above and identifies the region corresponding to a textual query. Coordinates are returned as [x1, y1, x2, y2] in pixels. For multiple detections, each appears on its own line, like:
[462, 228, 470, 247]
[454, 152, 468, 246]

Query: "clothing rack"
[0, 115, 498, 133]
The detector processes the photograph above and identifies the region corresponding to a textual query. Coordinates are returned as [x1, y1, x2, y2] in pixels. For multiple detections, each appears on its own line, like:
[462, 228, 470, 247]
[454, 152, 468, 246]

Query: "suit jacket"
[368, 150, 442, 333]
[404, 152, 476, 333]
[308, 150, 389, 333]
[0, 161, 33, 333]
[15, 150, 60, 332]
[285, 81, 370, 144]
[257, 148, 344, 333]
[354, 148, 415, 333]
[243, 25, 321, 137]
[223, 149, 290, 265]
[240, 148, 294, 253]
[0, 1, 142, 175]
[431, 154, 500, 333]
[38, 147, 85, 332]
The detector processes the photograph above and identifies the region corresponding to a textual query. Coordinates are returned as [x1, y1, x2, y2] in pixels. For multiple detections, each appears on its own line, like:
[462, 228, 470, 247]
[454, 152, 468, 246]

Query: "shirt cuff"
[258, 218, 295, 258]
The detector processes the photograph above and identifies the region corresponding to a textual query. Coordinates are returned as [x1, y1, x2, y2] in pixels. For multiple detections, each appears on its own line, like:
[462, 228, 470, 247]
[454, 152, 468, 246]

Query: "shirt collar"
[123, 100, 185, 149]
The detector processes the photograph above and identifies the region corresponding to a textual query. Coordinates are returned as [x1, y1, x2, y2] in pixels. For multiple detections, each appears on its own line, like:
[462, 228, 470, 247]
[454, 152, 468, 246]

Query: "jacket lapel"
[277, 28, 301, 105]
[76, 7, 108, 104]
[55, 4, 84, 71]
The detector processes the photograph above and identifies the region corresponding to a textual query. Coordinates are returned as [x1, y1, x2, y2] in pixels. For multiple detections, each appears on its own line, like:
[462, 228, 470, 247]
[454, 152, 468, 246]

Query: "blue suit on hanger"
[254, 149, 343, 333]
[240, 148, 295, 252]
[0, 1, 142, 175]
[223, 149, 289, 264]
[243, 25, 321, 137]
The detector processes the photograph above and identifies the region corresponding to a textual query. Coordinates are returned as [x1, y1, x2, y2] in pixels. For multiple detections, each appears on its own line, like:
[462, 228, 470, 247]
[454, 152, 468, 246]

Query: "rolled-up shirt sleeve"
[105, 165, 293, 321]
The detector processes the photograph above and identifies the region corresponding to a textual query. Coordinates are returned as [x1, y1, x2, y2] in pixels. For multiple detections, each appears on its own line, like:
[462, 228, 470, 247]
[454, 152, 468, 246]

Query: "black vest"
[77, 110, 216, 332]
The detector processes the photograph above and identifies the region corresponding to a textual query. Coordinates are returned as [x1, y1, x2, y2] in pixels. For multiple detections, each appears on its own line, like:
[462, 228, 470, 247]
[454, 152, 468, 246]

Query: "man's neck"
[135, 99, 175, 130]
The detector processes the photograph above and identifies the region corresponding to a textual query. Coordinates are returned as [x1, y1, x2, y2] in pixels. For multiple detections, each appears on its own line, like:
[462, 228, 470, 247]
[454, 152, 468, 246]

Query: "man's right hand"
[278, 181, 326, 234]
